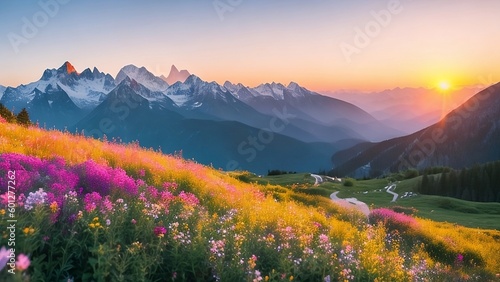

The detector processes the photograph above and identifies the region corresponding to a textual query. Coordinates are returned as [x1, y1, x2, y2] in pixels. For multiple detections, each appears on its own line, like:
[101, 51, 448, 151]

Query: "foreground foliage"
[0, 121, 499, 281]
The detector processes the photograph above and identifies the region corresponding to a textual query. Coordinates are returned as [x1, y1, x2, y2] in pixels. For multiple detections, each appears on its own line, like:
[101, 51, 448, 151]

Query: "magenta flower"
[76, 160, 111, 195]
[131, 219, 137, 224]
[147, 186, 159, 198]
[110, 167, 138, 195]
[136, 179, 146, 187]
[0, 193, 8, 205]
[83, 192, 102, 213]
[369, 208, 418, 231]
[154, 226, 167, 238]
[456, 253, 464, 265]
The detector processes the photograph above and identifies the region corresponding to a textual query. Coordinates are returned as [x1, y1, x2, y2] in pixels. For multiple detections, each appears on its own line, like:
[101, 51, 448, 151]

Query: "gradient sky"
[1, 0, 499, 92]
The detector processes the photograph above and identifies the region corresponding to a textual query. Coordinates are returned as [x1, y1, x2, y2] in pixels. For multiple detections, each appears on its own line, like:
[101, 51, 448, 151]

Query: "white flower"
[25, 188, 48, 210]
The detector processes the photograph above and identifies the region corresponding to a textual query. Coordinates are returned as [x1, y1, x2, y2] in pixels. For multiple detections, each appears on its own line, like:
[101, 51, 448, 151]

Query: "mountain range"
[331, 83, 500, 178]
[1, 61, 498, 174]
[328, 87, 480, 134]
[1, 62, 396, 173]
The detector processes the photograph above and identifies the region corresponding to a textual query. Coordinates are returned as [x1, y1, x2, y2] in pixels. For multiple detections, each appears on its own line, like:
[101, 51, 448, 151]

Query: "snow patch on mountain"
[223, 81, 317, 102]
[116, 65, 169, 92]
[252, 82, 286, 99]
[11, 62, 116, 109]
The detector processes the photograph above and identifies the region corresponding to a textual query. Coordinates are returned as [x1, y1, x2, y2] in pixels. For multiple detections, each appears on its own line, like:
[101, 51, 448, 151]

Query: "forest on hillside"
[417, 161, 500, 202]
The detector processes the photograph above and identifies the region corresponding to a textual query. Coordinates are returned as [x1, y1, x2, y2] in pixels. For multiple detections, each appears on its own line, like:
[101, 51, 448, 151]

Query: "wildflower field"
[0, 121, 499, 281]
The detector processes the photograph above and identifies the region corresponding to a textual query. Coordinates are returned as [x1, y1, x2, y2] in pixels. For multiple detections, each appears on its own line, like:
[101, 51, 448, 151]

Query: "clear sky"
[1, 0, 499, 92]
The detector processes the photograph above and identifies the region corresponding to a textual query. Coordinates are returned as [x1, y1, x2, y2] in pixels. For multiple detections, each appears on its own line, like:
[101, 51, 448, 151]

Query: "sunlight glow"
[438, 81, 450, 91]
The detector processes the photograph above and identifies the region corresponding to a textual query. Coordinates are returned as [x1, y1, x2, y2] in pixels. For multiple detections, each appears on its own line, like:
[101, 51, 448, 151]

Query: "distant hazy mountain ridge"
[331, 83, 500, 177]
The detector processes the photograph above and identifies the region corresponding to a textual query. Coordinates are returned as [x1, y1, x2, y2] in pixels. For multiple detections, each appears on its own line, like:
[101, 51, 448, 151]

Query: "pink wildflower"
[162, 182, 178, 191]
[178, 191, 199, 206]
[319, 234, 329, 245]
[100, 196, 113, 214]
[16, 254, 31, 270]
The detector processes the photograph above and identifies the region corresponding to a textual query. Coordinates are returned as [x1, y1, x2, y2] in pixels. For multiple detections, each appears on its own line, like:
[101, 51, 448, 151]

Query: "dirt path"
[385, 183, 398, 202]
[330, 191, 370, 216]
[310, 174, 323, 186]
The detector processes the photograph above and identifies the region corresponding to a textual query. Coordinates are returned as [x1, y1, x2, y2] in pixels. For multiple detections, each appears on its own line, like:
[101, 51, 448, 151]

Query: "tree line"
[0, 103, 31, 126]
[417, 161, 500, 202]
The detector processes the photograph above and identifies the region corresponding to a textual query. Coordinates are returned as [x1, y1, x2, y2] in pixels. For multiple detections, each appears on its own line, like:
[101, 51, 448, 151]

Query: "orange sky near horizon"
[1, 1, 499, 92]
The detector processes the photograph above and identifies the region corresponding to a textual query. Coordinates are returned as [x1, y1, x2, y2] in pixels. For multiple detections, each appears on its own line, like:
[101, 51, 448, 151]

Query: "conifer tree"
[16, 108, 31, 126]
[0, 103, 16, 122]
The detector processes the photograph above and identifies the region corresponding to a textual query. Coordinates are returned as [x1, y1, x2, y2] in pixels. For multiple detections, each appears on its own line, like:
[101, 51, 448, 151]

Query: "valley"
[237, 172, 500, 230]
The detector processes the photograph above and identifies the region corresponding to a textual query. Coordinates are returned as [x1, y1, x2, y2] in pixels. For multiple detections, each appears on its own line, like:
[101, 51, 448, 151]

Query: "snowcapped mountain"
[0, 62, 115, 110]
[165, 75, 233, 106]
[116, 76, 177, 111]
[0, 85, 5, 100]
[223, 81, 257, 101]
[116, 65, 169, 92]
[249, 82, 317, 101]
[1, 86, 34, 113]
[223, 80, 403, 142]
[27, 84, 85, 128]
[162, 65, 190, 85]
[165, 75, 273, 124]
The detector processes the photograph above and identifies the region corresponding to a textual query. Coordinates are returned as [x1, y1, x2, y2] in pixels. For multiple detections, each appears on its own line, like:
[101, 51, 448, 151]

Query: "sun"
[438, 81, 450, 91]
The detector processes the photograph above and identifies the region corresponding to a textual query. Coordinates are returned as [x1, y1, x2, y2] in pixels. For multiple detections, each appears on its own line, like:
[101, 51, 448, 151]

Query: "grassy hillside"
[1, 120, 500, 281]
[243, 173, 500, 230]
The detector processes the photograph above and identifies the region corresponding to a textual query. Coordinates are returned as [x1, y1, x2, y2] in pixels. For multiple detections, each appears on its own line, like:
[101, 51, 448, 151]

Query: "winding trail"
[385, 183, 398, 202]
[330, 191, 370, 217]
[310, 174, 323, 186]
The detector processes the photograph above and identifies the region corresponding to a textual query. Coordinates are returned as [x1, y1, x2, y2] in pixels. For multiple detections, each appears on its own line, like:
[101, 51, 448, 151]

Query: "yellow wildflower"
[0, 209, 5, 216]
[49, 201, 59, 213]
[23, 227, 35, 235]
[88, 223, 95, 229]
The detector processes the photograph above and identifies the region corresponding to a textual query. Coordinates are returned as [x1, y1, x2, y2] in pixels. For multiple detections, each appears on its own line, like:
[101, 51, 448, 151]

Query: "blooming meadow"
[0, 121, 499, 281]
